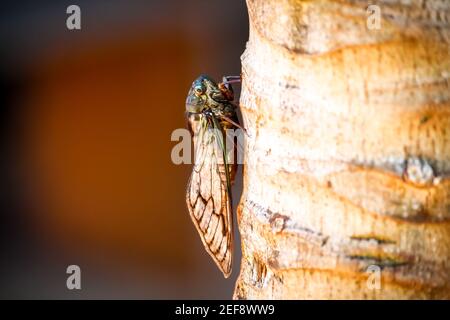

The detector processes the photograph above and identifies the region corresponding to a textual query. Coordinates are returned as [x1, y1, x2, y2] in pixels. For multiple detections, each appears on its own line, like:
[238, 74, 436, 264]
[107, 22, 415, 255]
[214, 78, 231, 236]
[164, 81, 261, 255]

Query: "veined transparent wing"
[186, 114, 234, 278]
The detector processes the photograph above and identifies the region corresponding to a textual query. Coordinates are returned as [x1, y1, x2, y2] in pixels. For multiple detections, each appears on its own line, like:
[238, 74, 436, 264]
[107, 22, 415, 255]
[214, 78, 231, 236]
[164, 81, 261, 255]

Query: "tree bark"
[234, 0, 450, 299]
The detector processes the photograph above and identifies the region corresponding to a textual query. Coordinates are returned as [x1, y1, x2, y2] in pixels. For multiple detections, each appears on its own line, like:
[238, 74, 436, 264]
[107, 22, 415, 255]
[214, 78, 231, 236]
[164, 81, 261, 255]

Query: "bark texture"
[234, 0, 450, 299]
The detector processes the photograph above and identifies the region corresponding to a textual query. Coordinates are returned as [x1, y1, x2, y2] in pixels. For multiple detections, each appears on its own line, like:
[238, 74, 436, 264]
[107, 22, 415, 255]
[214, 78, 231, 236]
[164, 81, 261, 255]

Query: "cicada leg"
[221, 75, 241, 84]
[218, 75, 241, 101]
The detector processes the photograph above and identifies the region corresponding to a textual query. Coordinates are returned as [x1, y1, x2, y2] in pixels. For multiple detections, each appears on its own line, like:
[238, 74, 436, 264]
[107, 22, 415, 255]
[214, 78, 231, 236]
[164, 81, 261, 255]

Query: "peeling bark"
[234, 0, 450, 299]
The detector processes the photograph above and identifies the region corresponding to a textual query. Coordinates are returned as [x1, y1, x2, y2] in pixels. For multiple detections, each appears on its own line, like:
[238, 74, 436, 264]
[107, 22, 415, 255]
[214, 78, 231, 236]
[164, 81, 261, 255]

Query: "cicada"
[185, 75, 243, 278]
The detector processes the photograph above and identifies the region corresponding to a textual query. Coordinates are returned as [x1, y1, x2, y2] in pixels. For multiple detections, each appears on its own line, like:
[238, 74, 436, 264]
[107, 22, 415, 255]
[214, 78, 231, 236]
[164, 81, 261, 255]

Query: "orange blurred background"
[0, 0, 247, 299]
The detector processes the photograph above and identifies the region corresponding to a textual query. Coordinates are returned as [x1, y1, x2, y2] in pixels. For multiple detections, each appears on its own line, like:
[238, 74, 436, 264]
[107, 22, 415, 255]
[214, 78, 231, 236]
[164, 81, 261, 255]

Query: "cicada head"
[186, 75, 211, 114]
[186, 75, 232, 114]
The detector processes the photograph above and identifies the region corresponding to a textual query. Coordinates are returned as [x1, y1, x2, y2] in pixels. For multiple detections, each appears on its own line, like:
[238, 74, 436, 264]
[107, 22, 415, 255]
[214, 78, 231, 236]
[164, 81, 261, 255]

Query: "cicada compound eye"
[194, 84, 206, 97]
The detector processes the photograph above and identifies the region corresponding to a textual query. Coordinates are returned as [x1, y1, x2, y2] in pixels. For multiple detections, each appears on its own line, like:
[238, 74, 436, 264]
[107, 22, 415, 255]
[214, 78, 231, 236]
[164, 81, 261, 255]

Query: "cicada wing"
[186, 116, 234, 278]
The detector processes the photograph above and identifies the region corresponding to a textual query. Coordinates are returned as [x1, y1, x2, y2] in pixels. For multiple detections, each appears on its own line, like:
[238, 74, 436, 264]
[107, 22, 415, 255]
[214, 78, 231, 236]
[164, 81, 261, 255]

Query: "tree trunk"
[234, 0, 450, 299]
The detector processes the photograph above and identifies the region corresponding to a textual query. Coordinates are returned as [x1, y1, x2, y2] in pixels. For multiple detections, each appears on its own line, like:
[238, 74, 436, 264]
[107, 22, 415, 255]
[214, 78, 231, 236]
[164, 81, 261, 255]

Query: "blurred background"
[0, 0, 248, 299]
